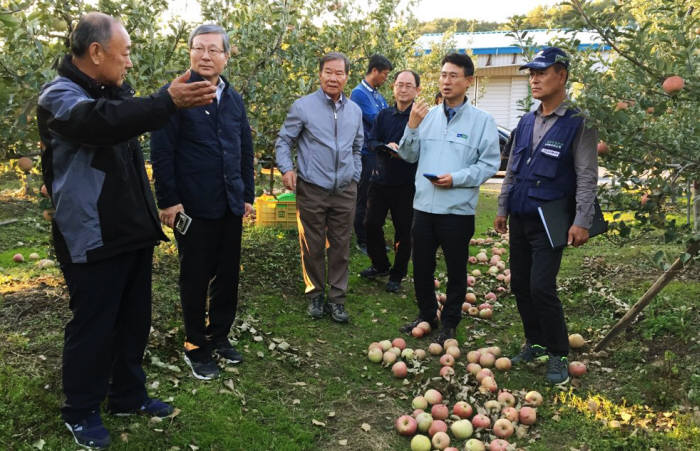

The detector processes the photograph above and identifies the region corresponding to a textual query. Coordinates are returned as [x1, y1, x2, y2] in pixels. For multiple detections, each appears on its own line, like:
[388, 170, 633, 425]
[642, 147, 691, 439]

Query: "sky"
[168, 0, 563, 23]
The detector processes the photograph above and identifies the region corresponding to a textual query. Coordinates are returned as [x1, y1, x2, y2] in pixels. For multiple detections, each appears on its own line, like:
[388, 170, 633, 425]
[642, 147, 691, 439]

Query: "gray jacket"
[275, 89, 363, 191]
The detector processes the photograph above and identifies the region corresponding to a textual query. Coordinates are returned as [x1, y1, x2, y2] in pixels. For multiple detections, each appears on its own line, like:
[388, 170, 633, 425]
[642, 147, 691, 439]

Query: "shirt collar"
[443, 97, 467, 117]
[393, 102, 413, 115]
[324, 92, 344, 108]
[215, 77, 225, 102]
[361, 79, 376, 93]
[535, 98, 570, 118]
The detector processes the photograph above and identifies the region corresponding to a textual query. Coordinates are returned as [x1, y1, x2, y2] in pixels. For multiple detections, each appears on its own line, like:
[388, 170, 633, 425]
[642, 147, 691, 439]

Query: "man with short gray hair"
[151, 23, 254, 381]
[275, 52, 363, 323]
[37, 12, 216, 449]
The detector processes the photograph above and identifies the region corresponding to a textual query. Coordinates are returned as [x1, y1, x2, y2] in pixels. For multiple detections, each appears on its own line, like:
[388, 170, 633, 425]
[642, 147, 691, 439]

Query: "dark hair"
[393, 70, 420, 87]
[434, 91, 443, 101]
[366, 54, 393, 75]
[70, 12, 117, 57]
[188, 24, 230, 53]
[441, 53, 474, 77]
[552, 62, 569, 82]
[319, 52, 350, 74]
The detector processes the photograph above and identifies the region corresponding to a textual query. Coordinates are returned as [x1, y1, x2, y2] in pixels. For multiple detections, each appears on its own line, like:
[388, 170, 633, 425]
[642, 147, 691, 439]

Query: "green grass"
[1, 173, 698, 450]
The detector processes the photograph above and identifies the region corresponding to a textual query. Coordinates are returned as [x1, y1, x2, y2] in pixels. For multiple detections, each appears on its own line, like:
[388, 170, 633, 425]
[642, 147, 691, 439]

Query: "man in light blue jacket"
[276, 52, 364, 323]
[397, 53, 500, 343]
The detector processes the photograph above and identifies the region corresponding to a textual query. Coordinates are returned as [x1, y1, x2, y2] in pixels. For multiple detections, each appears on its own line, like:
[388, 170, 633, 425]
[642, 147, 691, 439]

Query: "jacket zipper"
[332, 102, 339, 192]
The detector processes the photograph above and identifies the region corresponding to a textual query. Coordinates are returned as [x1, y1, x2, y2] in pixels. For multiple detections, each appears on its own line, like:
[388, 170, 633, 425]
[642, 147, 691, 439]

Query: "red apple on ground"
[412, 396, 428, 410]
[392, 361, 408, 378]
[401, 348, 414, 360]
[662, 75, 685, 94]
[501, 406, 518, 422]
[382, 351, 397, 365]
[431, 404, 449, 420]
[410, 434, 432, 451]
[480, 376, 498, 392]
[424, 389, 443, 405]
[452, 401, 473, 419]
[388, 346, 402, 358]
[445, 346, 460, 359]
[485, 292, 497, 301]
[568, 333, 585, 349]
[486, 346, 502, 357]
[428, 419, 448, 437]
[412, 326, 425, 338]
[439, 366, 455, 377]
[493, 418, 514, 439]
[450, 418, 474, 439]
[462, 302, 470, 312]
[464, 438, 486, 451]
[479, 352, 495, 367]
[465, 292, 477, 303]
[434, 279, 440, 288]
[597, 141, 609, 155]
[494, 357, 511, 371]
[444, 448, 459, 451]
[472, 269, 481, 276]
[524, 390, 543, 406]
[569, 361, 587, 377]
[519, 406, 537, 425]
[467, 350, 481, 363]
[431, 431, 450, 450]
[479, 308, 493, 319]
[476, 368, 493, 382]
[468, 255, 478, 264]
[439, 354, 455, 367]
[443, 338, 459, 349]
[489, 439, 510, 451]
[395, 414, 418, 436]
[467, 362, 482, 375]
[418, 321, 432, 333]
[478, 302, 493, 310]
[468, 306, 480, 316]
[392, 337, 406, 350]
[414, 349, 426, 360]
[497, 391, 516, 407]
[471, 413, 491, 429]
[379, 340, 392, 351]
[484, 400, 501, 413]
[467, 275, 476, 286]
[412, 408, 424, 418]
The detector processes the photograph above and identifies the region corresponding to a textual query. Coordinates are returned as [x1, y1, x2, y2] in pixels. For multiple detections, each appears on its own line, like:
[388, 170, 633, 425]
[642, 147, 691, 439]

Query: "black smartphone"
[174, 212, 192, 235]
[423, 173, 439, 181]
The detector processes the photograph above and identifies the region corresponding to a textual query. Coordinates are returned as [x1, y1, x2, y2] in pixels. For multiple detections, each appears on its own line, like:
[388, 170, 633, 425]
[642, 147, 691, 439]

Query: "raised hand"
[167, 70, 217, 109]
[408, 98, 429, 129]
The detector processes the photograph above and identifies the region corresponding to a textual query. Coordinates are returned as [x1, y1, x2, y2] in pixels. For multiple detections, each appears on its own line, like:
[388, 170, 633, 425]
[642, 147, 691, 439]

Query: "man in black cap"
[494, 46, 598, 385]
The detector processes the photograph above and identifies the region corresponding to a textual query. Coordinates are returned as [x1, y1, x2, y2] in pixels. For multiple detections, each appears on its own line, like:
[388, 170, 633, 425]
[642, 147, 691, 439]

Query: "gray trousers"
[296, 178, 357, 304]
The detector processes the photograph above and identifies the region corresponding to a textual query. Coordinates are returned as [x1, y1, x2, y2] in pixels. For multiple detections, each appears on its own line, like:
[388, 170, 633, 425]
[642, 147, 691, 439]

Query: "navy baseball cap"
[519, 46, 570, 71]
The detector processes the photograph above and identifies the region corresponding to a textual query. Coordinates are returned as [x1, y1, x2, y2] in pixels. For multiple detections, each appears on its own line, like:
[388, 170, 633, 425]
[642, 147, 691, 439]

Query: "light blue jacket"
[397, 102, 500, 215]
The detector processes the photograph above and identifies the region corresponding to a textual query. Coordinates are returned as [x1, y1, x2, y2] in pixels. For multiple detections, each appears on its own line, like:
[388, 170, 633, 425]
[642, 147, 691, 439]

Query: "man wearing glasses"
[396, 53, 500, 343]
[359, 70, 421, 293]
[151, 24, 255, 380]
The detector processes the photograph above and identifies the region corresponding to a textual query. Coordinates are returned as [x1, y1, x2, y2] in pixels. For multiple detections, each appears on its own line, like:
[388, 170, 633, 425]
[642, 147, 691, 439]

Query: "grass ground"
[1, 166, 698, 450]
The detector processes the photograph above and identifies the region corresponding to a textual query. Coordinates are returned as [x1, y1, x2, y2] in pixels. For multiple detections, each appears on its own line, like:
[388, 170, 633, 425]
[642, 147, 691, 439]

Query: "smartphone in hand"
[174, 212, 192, 235]
[423, 173, 439, 181]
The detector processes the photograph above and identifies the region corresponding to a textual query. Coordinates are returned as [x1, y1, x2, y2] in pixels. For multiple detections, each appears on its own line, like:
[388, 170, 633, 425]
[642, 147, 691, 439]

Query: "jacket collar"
[316, 88, 346, 107]
[392, 102, 413, 116]
[57, 54, 134, 99]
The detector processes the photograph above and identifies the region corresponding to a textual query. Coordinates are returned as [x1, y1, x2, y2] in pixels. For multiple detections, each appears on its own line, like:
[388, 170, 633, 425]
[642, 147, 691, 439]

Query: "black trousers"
[175, 211, 242, 354]
[353, 153, 375, 245]
[509, 215, 568, 356]
[412, 210, 474, 328]
[365, 182, 415, 282]
[60, 247, 153, 423]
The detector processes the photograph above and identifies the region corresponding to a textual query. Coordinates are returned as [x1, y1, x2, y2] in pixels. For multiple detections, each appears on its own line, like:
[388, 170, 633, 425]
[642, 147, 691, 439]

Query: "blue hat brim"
[519, 61, 554, 71]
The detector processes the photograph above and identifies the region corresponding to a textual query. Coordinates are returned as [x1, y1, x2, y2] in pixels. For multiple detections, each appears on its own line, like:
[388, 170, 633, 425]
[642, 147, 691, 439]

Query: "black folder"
[537, 197, 608, 248]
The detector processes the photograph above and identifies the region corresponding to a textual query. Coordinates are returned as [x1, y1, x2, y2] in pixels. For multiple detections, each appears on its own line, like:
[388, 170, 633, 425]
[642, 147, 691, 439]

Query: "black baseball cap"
[519, 46, 570, 71]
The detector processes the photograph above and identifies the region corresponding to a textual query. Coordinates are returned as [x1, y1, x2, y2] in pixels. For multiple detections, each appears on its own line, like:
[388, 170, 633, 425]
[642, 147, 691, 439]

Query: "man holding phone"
[396, 53, 500, 343]
[151, 24, 254, 381]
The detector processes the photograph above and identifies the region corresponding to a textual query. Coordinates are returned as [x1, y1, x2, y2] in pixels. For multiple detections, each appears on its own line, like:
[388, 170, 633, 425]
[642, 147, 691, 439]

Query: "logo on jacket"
[456, 133, 468, 139]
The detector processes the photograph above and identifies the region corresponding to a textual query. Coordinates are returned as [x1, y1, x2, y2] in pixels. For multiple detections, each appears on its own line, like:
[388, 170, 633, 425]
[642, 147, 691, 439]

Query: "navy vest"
[507, 108, 583, 215]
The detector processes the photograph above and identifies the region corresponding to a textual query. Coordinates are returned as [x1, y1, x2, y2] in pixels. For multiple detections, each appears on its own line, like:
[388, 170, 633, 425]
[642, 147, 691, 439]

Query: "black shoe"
[183, 351, 220, 380]
[64, 411, 110, 449]
[324, 302, 349, 323]
[436, 327, 456, 345]
[511, 342, 549, 365]
[214, 341, 243, 364]
[359, 266, 390, 279]
[385, 280, 401, 293]
[546, 354, 570, 385]
[307, 296, 325, 319]
[399, 317, 439, 334]
[109, 398, 174, 418]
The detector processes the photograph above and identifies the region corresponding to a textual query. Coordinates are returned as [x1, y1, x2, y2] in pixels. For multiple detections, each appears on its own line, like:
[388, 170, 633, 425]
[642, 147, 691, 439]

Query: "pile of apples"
[367, 336, 428, 378]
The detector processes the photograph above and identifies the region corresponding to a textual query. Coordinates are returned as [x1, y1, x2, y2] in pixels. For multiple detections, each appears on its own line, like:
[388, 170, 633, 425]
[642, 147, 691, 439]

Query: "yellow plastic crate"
[254, 195, 297, 229]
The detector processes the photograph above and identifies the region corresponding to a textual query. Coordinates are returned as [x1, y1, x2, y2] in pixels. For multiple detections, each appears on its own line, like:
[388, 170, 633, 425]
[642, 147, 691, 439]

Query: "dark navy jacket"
[37, 55, 169, 264]
[150, 72, 255, 219]
[368, 103, 417, 186]
[507, 109, 582, 215]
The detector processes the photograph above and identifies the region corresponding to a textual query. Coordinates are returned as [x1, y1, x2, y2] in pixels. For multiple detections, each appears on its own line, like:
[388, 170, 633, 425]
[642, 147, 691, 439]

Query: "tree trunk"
[594, 240, 700, 352]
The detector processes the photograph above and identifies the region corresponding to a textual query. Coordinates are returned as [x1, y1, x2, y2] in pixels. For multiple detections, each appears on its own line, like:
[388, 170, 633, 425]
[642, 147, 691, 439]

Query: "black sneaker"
[324, 302, 349, 323]
[359, 266, 390, 279]
[399, 317, 439, 334]
[511, 342, 549, 364]
[65, 411, 110, 449]
[546, 354, 570, 385]
[109, 398, 174, 418]
[184, 352, 220, 380]
[385, 280, 401, 293]
[307, 296, 324, 319]
[214, 342, 243, 364]
[436, 327, 456, 345]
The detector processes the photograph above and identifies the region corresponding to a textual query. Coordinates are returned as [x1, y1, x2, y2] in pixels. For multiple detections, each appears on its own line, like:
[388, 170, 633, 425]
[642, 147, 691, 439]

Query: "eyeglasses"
[439, 72, 465, 81]
[190, 46, 226, 56]
[395, 83, 416, 90]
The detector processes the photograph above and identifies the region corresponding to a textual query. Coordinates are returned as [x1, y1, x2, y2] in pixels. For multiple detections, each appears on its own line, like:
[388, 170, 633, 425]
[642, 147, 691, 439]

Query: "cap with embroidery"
[519, 46, 570, 71]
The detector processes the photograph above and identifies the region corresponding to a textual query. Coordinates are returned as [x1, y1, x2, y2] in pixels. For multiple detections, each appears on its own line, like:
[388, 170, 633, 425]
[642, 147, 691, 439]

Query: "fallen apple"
[484, 400, 500, 413]
[417, 321, 432, 333]
[445, 346, 460, 359]
[382, 351, 397, 365]
[428, 343, 443, 356]
[479, 352, 495, 368]
[392, 361, 408, 378]
[439, 366, 455, 377]
[401, 348, 415, 360]
[471, 413, 491, 429]
[479, 308, 493, 319]
[597, 141, 609, 155]
[392, 337, 407, 350]
[367, 347, 383, 363]
[568, 360, 587, 377]
[439, 353, 455, 367]
[450, 418, 473, 439]
[12, 253, 24, 263]
[431, 431, 450, 450]
[395, 414, 418, 436]
[524, 390, 543, 407]
[431, 403, 449, 420]
[468, 306, 480, 316]
[412, 395, 428, 410]
[465, 292, 477, 303]
[466, 350, 481, 363]
[480, 376, 498, 392]
[519, 406, 537, 425]
[424, 389, 442, 405]
[414, 349, 426, 360]
[501, 406, 518, 422]
[416, 412, 433, 433]
[494, 357, 511, 371]
[489, 438, 510, 451]
[464, 438, 486, 451]
[466, 362, 482, 376]
[428, 419, 448, 437]
[497, 391, 516, 407]
[476, 368, 493, 382]
[410, 434, 432, 451]
[379, 340, 392, 351]
[492, 418, 514, 439]
[452, 401, 473, 419]
[568, 333, 585, 349]
[443, 338, 459, 349]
